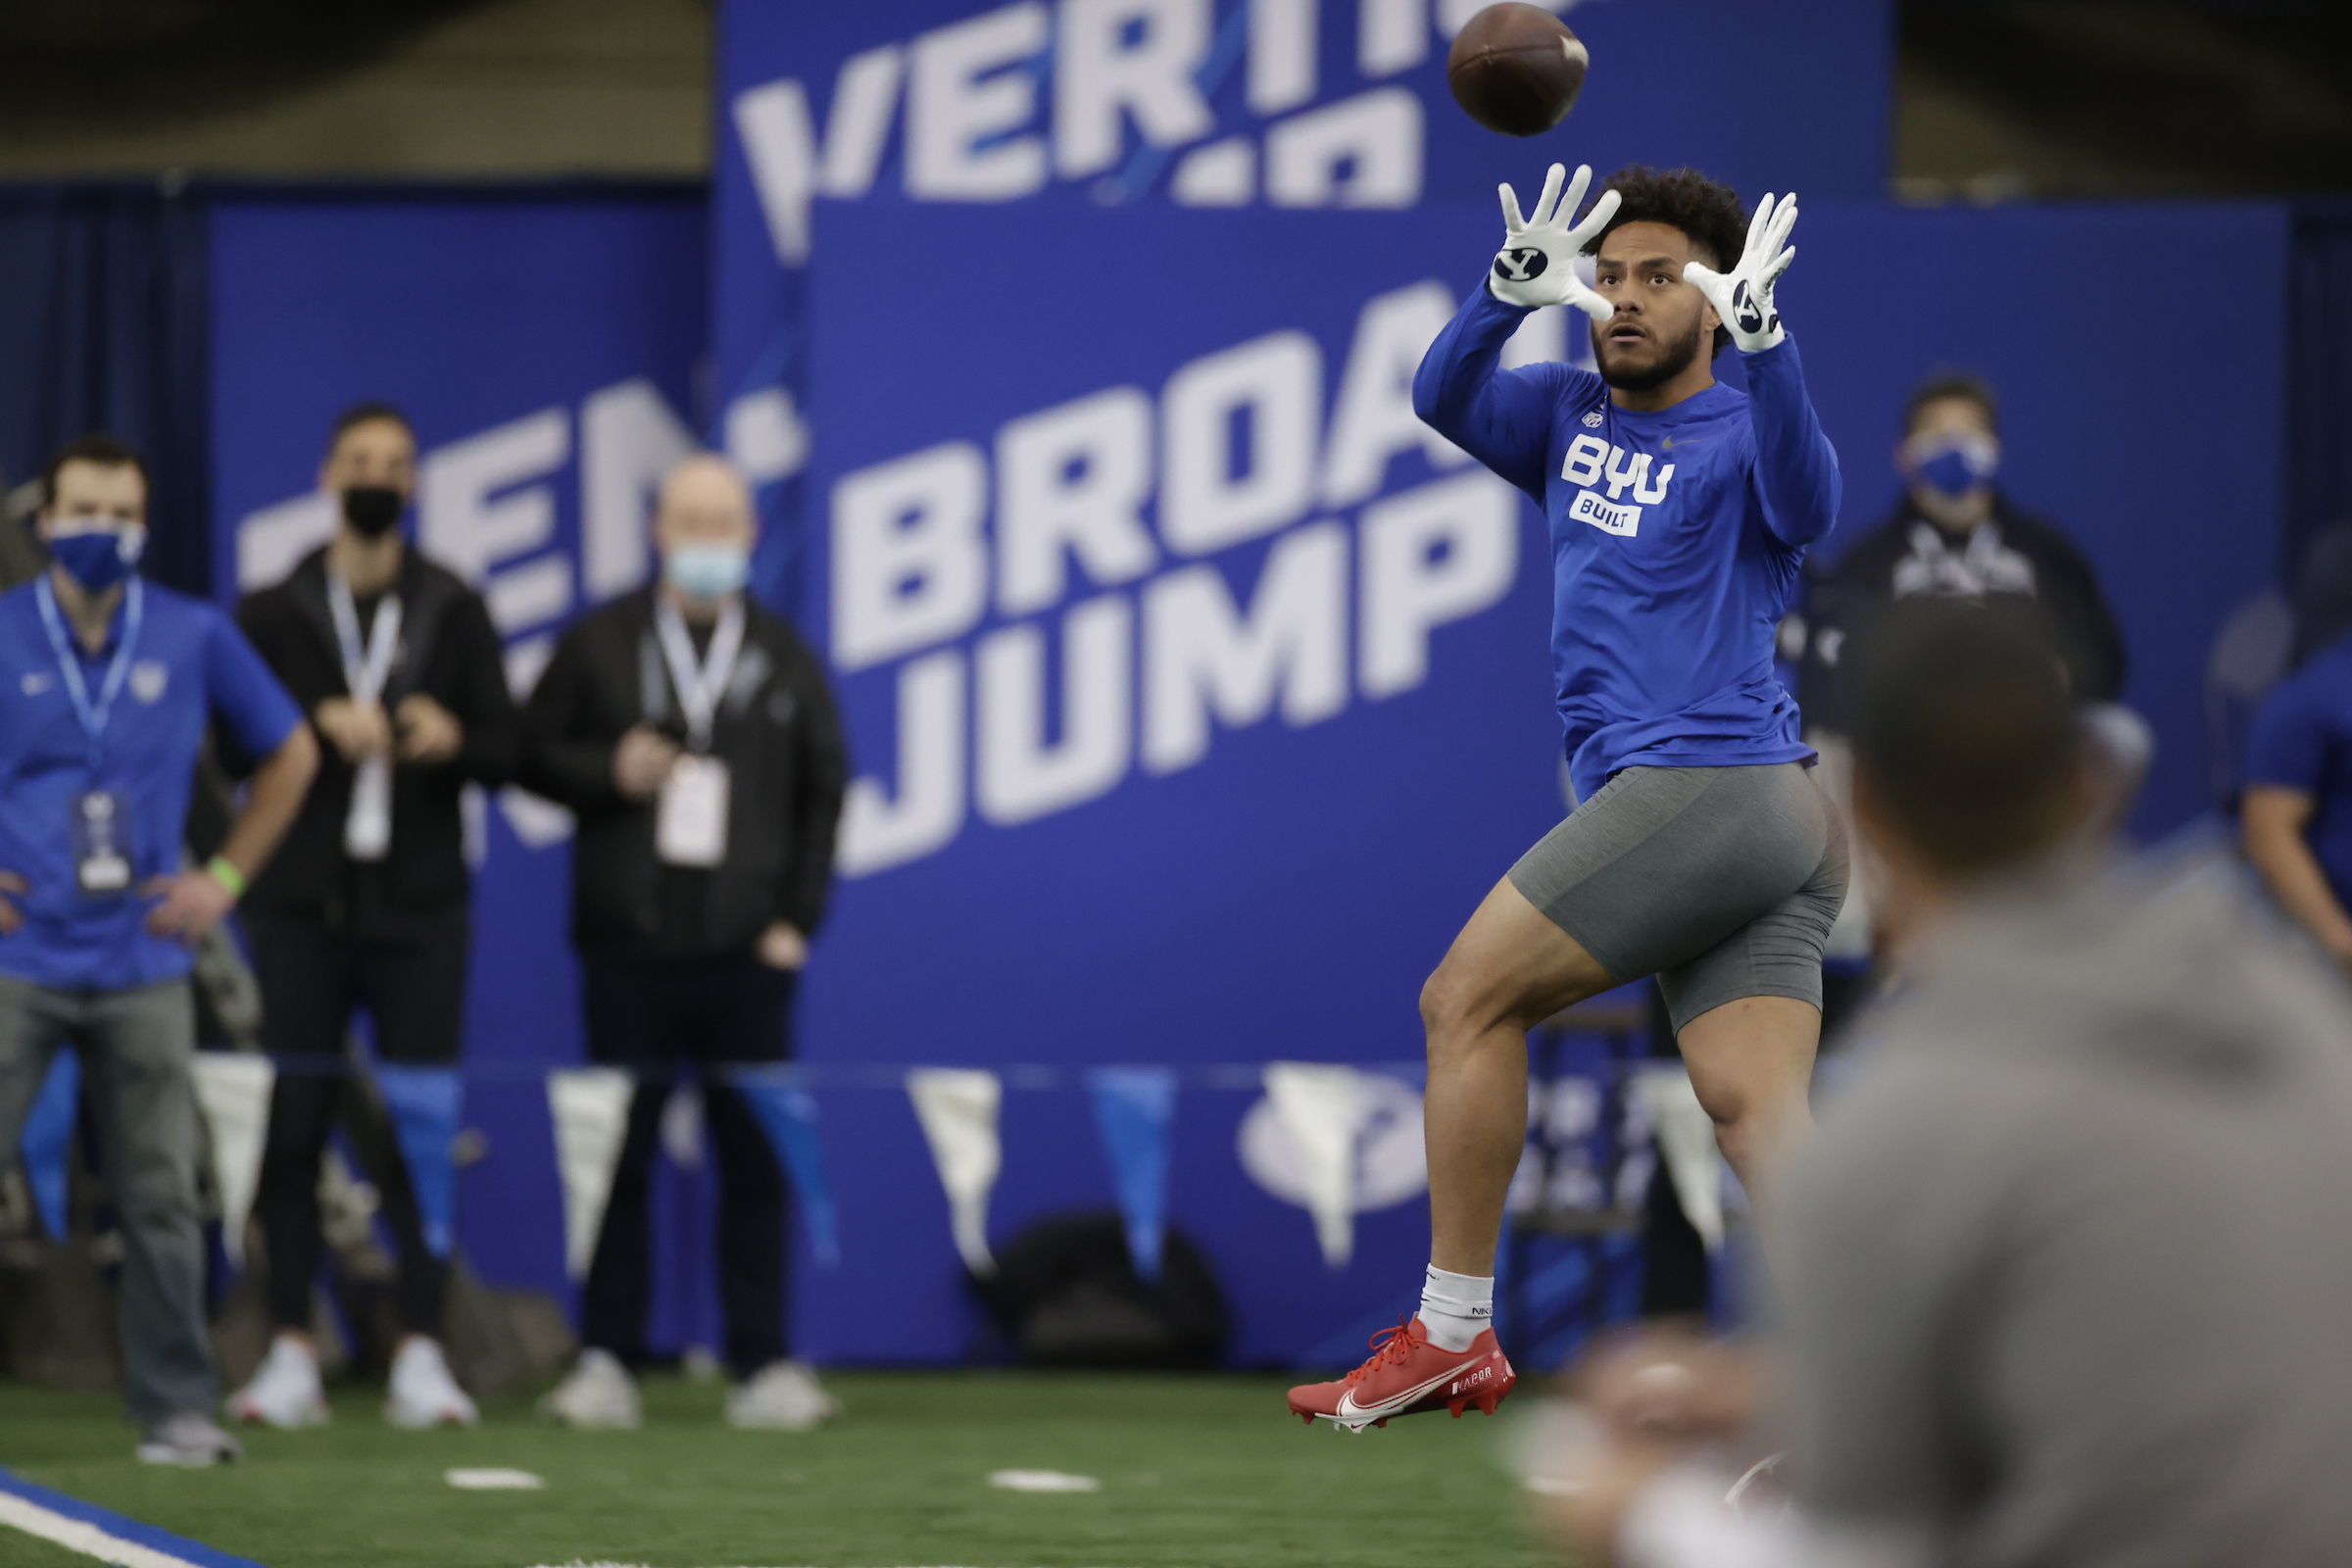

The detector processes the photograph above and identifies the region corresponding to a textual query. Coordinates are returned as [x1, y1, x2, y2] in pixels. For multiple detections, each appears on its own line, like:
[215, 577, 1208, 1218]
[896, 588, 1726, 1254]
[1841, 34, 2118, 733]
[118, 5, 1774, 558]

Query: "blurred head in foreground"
[654, 452, 758, 612]
[1844, 598, 2088, 948]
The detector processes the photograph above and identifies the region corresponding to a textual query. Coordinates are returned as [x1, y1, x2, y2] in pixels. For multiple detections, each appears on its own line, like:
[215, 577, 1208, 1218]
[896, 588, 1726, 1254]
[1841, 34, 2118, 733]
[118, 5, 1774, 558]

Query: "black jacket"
[235, 545, 520, 925]
[520, 588, 848, 959]
[1798, 493, 2129, 732]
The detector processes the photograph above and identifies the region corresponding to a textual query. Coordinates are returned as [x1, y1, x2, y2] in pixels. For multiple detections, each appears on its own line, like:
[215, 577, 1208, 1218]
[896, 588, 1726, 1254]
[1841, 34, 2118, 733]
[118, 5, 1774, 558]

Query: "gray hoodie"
[1780, 857, 2352, 1567]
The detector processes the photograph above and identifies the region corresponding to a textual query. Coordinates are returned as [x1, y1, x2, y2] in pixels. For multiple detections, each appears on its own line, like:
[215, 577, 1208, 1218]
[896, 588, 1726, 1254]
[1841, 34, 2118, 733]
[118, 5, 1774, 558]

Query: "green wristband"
[206, 856, 247, 900]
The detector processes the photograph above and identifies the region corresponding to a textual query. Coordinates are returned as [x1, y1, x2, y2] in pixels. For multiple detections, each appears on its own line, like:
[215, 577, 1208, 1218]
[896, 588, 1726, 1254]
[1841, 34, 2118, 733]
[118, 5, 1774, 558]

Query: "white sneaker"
[385, 1337, 478, 1429]
[539, 1348, 642, 1430]
[224, 1336, 328, 1429]
[725, 1360, 840, 1431]
[137, 1412, 244, 1466]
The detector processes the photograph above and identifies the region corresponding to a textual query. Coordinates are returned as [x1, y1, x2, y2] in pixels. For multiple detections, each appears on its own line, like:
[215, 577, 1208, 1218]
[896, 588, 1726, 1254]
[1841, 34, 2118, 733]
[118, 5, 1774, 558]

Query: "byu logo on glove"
[1488, 163, 1620, 318]
[1686, 192, 1797, 354]
[1732, 280, 1766, 335]
[1494, 247, 1548, 283]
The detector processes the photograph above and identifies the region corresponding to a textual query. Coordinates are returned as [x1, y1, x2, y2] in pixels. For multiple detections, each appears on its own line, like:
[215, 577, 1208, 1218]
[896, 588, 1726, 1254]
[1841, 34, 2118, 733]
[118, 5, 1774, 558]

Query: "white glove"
[1488, 162, 1621, 321]
[1683, 192, 1798, 353]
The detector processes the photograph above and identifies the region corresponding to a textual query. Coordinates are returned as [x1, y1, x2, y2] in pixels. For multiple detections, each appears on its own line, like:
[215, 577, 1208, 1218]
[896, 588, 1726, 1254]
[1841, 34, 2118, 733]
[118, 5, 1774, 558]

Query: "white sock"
[1418, 1265, 1494, 1351]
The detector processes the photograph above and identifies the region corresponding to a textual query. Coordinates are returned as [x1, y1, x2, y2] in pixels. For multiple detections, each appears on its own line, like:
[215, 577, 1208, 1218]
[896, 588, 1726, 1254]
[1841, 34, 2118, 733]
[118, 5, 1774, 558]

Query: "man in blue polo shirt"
[2244, 636, 2352, 968]
[0, 435, 317, 1465]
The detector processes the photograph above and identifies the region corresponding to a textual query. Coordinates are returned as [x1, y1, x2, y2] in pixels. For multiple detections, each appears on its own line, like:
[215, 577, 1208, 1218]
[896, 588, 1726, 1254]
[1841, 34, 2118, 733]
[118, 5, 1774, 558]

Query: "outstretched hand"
[1489, 162, 1620, 320]
[1684, 191, 1798, 353]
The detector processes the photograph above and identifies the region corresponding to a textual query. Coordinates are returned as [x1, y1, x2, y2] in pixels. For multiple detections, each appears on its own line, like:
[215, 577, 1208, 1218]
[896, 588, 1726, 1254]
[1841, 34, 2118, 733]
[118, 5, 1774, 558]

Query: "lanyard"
[326, 570, 403, 703]
[653, 596, 746, 752]
[34, 574, 143, 769]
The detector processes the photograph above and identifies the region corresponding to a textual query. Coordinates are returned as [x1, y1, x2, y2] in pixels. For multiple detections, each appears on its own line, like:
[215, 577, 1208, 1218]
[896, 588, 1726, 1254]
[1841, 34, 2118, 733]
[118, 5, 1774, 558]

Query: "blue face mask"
[664, 542, 752, 602]
[1913, 433, 1999, 501]
[49, 524, 145, 594]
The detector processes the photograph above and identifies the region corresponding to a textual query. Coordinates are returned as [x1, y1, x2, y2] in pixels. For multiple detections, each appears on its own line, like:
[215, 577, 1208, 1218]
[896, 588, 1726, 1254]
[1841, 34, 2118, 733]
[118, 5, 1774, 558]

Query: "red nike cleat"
[1286, 1316, 1515, 1434]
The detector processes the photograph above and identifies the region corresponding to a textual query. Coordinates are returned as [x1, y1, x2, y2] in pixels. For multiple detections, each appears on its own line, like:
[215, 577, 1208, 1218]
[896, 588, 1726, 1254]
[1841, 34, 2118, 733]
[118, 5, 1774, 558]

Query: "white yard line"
[0, 1490, 209, 1568]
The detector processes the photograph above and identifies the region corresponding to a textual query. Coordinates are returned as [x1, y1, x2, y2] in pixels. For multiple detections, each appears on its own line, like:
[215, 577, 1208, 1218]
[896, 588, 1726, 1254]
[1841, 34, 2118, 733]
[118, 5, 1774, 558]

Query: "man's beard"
[1592, 316, 1708, 392]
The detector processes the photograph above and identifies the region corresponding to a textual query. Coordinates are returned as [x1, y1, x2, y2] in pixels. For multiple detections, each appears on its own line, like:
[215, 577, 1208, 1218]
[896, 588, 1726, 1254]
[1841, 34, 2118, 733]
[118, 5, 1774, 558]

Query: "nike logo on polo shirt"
[1660, 434, 1708, 450]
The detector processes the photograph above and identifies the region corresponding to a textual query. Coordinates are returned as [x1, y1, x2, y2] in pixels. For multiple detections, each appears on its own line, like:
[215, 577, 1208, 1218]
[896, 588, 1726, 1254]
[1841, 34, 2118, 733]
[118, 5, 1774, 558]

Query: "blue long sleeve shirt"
[1414, 284, 1842, 803]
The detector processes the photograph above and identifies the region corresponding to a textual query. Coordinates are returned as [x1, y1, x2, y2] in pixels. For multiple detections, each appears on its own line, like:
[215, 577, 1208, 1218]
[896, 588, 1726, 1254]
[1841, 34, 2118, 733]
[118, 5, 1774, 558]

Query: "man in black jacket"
[1799, 371, 2129, 725]
[525, 453, 848, 1432]
[227, 403, 520, 1431]
[1793, 372, 2149, 962]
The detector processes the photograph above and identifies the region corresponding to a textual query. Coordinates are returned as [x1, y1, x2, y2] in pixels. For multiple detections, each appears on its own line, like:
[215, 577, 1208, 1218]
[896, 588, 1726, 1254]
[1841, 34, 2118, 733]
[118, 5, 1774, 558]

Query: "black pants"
[580, 955, 796, 1378]
[249, 912, 467, 1338]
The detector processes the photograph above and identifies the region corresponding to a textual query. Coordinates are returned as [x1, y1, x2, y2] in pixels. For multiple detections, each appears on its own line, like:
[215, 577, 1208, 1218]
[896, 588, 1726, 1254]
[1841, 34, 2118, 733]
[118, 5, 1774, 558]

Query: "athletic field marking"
[445, 1468, 546, 1491]
[986, 1468, 1100, 1493]
[0, 1467, 264, 1568]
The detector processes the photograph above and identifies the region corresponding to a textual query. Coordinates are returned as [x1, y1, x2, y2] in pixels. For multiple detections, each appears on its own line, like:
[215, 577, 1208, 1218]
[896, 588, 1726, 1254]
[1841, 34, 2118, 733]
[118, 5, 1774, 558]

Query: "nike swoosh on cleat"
[1333, 1360, 1484, 1422]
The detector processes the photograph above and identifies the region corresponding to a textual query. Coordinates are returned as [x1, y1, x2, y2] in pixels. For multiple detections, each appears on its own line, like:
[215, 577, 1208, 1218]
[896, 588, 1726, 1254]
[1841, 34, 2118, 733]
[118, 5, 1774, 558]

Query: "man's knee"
[1419, 955, 1500, 1051]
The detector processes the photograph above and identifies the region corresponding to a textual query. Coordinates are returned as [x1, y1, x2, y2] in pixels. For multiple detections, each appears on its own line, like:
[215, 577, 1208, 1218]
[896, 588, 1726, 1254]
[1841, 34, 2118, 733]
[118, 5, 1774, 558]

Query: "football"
[1446, 3, 1590, 137]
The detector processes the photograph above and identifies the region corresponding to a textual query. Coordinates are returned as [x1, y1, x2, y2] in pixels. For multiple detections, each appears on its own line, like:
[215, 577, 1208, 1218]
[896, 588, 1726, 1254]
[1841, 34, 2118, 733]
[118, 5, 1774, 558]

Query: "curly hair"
[1586, 166, 1749, 357]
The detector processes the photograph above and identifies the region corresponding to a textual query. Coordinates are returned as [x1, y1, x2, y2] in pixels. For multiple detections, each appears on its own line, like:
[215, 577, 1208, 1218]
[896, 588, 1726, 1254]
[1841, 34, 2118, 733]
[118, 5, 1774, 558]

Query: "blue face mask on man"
[1912, 432, 2000, 502]
[48, 522, 146, 594]
[663, 542, 752, 602]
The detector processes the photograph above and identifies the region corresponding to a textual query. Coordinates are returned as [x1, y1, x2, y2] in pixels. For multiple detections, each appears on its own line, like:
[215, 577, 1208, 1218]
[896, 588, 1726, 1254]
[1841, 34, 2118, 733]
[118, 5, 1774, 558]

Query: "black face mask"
[342, 486, 405, 538]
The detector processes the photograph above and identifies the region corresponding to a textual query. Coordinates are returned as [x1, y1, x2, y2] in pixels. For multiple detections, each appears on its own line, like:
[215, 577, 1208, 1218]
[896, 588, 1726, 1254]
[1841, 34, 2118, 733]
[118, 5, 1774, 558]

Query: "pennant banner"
[190, 1052, 275, 1265]
[18, 1049, 77, 1243]
[1631, 1065, 1724, 1253]
[734, 1069, 842, 1268]
[1261, 1063, 1366, 1270]
[375, 1064, 465, 1260]
[546, 1067, 633, 1280]
[1085, 1067, 1177, 1283]
[905, 1068, 1002, 1276]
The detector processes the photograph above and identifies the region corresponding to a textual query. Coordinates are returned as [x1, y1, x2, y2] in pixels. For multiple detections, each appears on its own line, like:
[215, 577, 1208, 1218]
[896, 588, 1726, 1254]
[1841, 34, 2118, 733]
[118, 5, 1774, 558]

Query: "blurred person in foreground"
[226, 403, 520, 1430]
[0, 436, 318, 1464]
[525, 454, 847, 1431]
[1540, 599, 2352, 1567]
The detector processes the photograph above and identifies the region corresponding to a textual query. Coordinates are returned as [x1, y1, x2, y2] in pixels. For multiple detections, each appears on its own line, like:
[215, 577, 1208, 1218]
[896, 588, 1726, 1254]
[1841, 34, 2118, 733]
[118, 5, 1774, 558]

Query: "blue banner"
[375, 1065, 465, 1260]
[735, 1069, 844, 1267]
[18, 1049, 76, 1243]
[1087, 1066, 1178, 1281]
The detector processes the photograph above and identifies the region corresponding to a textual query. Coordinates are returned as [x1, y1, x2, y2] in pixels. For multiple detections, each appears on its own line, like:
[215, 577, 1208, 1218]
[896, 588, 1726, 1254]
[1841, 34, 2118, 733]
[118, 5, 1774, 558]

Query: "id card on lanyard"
[327, 571, 403, 861]
[653, 597, 744, 868]
[35, 575, 144, 897]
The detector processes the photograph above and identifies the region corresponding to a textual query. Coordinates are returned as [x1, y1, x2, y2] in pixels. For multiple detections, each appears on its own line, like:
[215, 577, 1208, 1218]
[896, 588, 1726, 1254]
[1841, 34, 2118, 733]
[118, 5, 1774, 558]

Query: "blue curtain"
[2288, 201, 2352, 580]
[0, 182, 211, 596]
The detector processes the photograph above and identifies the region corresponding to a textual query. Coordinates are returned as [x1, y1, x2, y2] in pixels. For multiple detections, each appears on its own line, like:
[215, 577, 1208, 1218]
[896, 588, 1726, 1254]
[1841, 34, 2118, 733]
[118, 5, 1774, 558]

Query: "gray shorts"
[1508, 761, 1848, 1033]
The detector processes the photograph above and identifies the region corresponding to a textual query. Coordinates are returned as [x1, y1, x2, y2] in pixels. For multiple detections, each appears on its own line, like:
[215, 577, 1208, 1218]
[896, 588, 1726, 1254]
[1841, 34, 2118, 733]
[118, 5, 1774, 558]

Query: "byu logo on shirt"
[1560, 434, 1676, 538]
[129, 661, 169, 705]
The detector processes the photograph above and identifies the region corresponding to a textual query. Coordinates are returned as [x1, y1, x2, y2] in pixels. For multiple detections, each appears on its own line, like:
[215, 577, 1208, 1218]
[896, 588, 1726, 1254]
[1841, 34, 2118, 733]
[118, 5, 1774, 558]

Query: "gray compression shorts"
[1508, 761, 1848, 1033]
